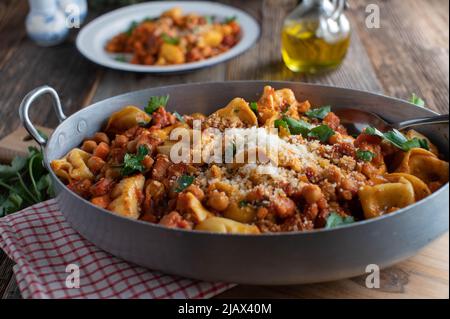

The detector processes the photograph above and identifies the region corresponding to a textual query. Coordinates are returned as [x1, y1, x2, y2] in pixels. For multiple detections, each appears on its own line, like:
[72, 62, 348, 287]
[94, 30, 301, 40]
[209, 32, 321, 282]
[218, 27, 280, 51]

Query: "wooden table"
[0, 0, 448, 299]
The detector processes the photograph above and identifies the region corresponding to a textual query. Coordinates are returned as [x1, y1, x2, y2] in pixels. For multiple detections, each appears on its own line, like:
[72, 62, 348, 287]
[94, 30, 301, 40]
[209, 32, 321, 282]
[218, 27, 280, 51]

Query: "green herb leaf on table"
[305, 106, 331, 120]
[409, 93, 425, 107]
[325, 212, 355, 229]
[356, 150, 375, 162]
[161, 33, 180, 45]
[174, 175, 195, 193]
[145, 95, 170, 114]
[121, 145, 149, 176]
[0, 147, 54, 217]
[307, 124, 335, 142]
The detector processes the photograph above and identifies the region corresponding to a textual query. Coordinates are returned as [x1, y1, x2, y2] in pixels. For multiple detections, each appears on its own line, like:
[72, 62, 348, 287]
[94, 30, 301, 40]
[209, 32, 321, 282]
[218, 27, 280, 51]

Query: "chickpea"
[185, 184, 205, 201]
[302, 184, 323, 204]
[81, 140, 97, 153]
[127, 139, 138, 153]
[114, 134, 128, 148]
[256, 207, 269, 219]
[142, 155, 154, 170]
[207, 191, 229, 211]
[93, 132, 110, 145]
[87, 156, 105, 174]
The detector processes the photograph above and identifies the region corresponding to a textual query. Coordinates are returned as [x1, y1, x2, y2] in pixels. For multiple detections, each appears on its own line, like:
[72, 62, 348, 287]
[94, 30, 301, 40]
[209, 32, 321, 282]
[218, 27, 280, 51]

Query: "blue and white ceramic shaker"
[57, 0, 88, 25]
[26, 0, 69, 46]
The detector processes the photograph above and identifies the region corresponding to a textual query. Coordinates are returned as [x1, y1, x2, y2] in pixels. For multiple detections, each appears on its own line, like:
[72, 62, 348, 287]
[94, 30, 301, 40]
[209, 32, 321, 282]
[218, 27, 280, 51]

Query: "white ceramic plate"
[76, 1, 260, 73]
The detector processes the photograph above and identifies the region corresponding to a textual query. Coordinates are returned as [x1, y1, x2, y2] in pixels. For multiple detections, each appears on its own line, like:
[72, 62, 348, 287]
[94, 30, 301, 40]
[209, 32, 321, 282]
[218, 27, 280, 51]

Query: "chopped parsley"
[283, 117, 312, 136]
[224, 15, 237, 23]
[305, 106, 331, 120]
[145, 95, 170, 114]
[274, 116, 334, 142]
[307, 124, 335, 143]
[126, 21, 139, 36]
[249, 102, 258, 115]
[173, 111, 185, 123]
[325, 212, 355, 229]
[174, 175, 195, 193]
[115, 55, 127, 62]
[121, 145, 149, 176]
[364, 127, 429, 152]
[238, 200, 249, 207]
[161, 33, 180, 45]
[409, 93, 425, 107]
[356, 150, 375, 162]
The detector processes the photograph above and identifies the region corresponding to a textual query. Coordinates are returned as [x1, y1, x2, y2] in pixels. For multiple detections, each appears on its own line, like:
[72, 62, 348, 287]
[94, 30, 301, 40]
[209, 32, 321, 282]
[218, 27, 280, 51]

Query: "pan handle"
[19, 86, 67, 146]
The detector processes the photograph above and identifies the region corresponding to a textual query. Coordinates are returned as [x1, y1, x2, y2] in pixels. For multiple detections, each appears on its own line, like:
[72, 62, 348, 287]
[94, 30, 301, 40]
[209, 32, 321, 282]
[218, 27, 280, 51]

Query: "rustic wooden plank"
[0, 250, 14, 298]
[0, 126, 53, 163]
[225, 0, 384, 93]
[350, 0, 449, 113]
[0, 10, 100, 140]
[217, 233, 449, 299]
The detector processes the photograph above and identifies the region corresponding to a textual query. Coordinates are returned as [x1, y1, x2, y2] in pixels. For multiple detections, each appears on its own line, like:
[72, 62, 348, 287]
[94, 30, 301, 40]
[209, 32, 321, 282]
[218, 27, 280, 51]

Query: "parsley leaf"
[145, 95, 170, 114]
[249, 102, 258, 115]
[238, 200, 249, 207]
[325, 212, 355, 229]
[0, 156, 27, 179]
[173, 111, 185, 123]
[409, 93, 425, 107]
[305, 106, 331, 120]
[308, 124, 335, 142]
[0, 147, 54, 217]
[174, 175, 195, 193]
[126, 21, 139, 36]
[204, 15, 216, 24]
[224, 15, 237, 23]
[161, 33, 180, 45]
[115, 55, 127, 62]
[274, 119, 288, 130]
[121, 145, 149, 176]
[283, 117, 312, 136]
[364, 127, 429, 152]
[356, 150, 375, 162]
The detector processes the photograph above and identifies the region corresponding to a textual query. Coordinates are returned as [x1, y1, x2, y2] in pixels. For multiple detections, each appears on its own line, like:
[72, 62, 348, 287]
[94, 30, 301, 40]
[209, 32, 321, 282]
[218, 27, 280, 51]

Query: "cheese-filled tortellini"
[195, 216, 260, 234]
[108, 174, 145, 219]
[105, 106, 151, 135]
[211, 98, 258, 127]
[358, 177, 415, 219]
[50, 148, 94, 183]
[394, 148, 449, 189]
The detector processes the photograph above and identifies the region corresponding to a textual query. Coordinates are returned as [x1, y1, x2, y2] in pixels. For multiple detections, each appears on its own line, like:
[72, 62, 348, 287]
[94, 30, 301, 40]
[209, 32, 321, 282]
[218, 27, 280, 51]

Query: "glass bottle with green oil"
[281, 0, 351, 73]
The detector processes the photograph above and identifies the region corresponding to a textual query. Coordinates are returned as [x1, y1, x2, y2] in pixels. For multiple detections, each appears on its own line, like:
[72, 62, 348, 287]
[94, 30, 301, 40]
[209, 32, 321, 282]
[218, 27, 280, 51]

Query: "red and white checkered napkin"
[0, 199, 235, 299]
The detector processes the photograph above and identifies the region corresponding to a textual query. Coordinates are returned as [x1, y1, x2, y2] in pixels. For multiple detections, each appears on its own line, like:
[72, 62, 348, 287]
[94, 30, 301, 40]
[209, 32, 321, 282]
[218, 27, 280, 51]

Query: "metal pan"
[19, 82, 449, 285]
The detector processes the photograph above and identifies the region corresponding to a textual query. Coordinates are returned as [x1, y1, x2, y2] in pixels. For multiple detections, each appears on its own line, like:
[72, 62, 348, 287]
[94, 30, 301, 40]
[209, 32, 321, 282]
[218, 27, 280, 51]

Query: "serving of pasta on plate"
[105, 7, 241, 66]
[51, 86, 449, 234]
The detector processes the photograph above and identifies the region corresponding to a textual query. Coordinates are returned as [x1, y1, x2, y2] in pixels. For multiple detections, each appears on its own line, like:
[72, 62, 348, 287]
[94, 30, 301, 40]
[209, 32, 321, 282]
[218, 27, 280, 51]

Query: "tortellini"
[211, 98, 258, 127]
[105, 106, 151, 135]
[394, 148, 449, 189]
[50, 148, 94, 183]
[108, 174, 145, 219]
[358, 177, 415, 219]
[195, 216, 260, 234]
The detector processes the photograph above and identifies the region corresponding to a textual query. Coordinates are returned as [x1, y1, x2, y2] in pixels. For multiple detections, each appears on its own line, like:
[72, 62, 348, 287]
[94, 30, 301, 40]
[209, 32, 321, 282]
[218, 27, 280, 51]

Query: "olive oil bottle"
[281, 0, 350, 73]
